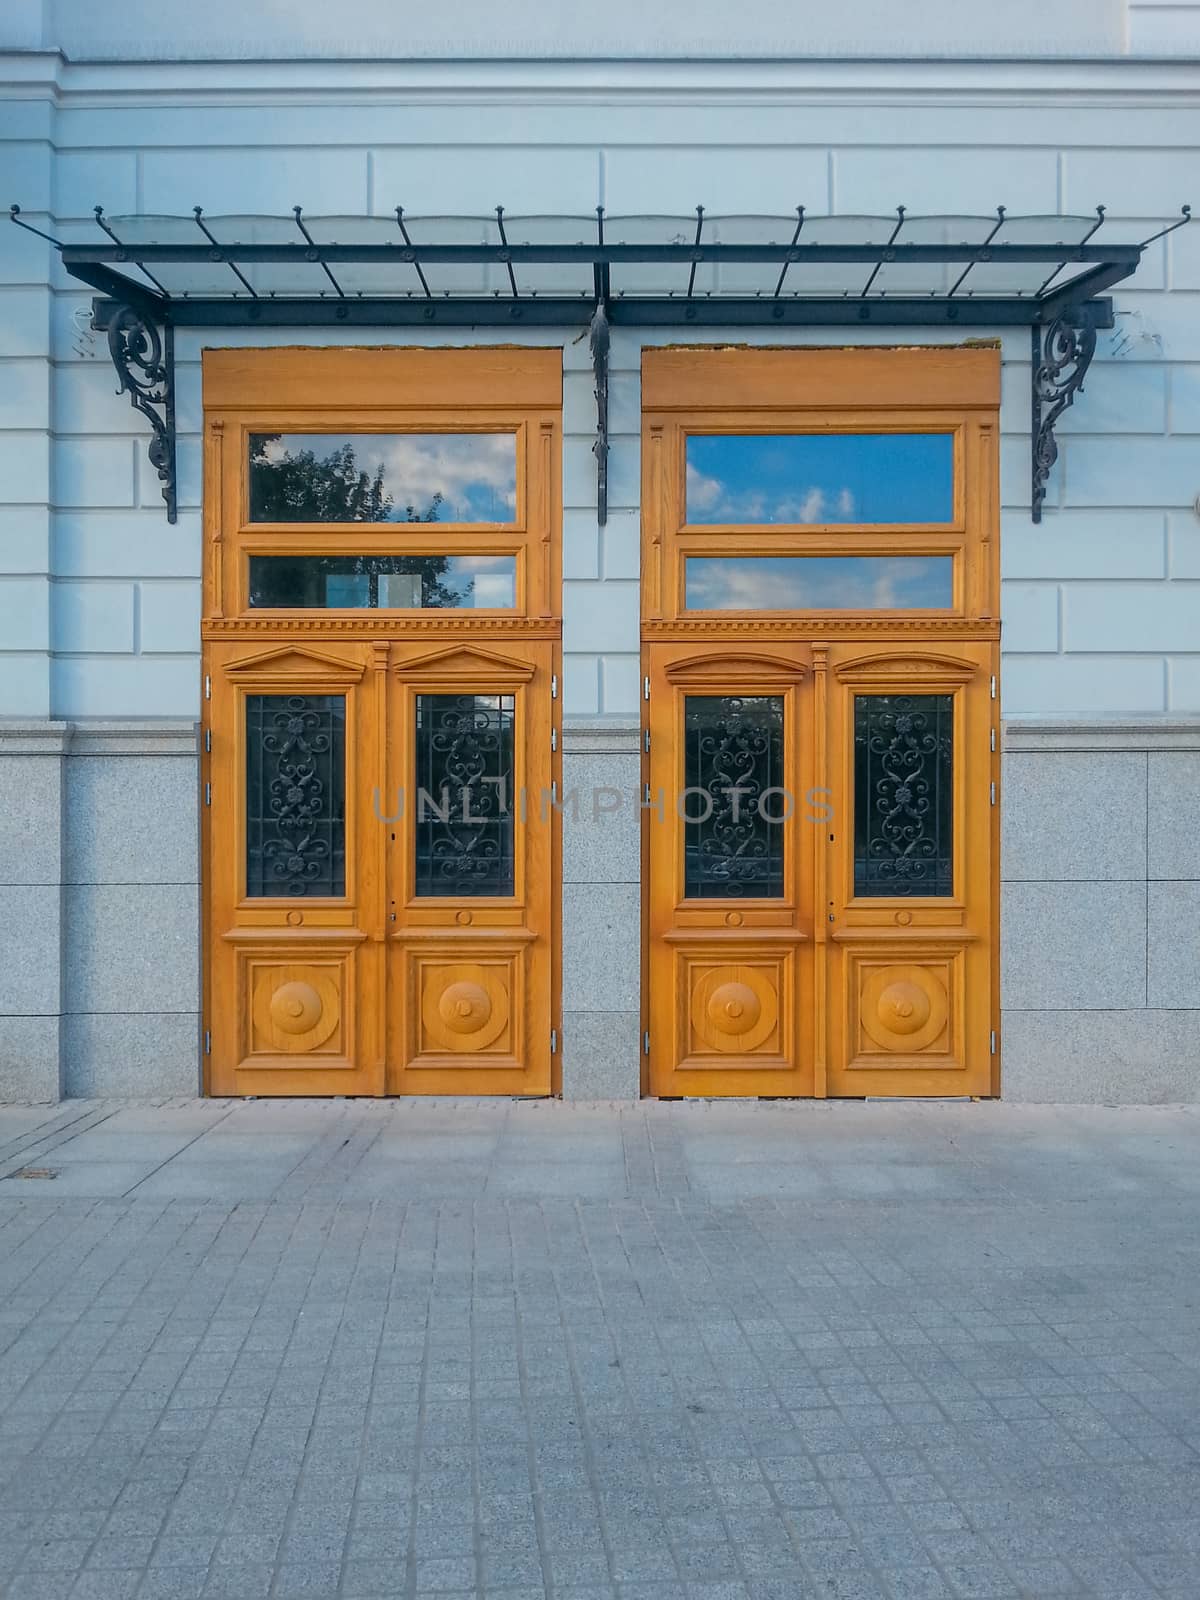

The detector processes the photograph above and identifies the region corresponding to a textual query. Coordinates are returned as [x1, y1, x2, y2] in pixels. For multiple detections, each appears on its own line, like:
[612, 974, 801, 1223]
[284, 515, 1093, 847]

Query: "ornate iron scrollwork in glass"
[854, 694, 953, 898]
[1031, 314, 1097, 523]
[106, 304, 177, 522]
[246, 694, 346, 897]
[683, 696, 785, 899]
[415, 694, 515, 897]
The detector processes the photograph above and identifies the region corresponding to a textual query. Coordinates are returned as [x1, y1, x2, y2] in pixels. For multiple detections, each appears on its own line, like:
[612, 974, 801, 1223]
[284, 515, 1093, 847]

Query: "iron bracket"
[589, 297, 610, 527]
[1031, 310, 1098, 523]
[102, 301, 177, 523]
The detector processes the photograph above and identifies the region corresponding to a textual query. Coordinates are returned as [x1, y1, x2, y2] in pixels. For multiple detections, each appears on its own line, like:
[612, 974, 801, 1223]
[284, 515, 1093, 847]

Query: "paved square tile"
[0, 1099, 1196, 1597]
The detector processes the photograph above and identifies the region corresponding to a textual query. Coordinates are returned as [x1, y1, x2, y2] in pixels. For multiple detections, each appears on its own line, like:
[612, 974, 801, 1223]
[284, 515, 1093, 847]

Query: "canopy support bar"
[1031, 312, 1097, 524]
[106, 301, 176, 524]
[589, 298, 610, 527]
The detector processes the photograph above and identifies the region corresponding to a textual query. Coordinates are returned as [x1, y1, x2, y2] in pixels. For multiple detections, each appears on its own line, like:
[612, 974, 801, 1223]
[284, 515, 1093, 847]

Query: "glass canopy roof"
[11, 204, 1187, 326]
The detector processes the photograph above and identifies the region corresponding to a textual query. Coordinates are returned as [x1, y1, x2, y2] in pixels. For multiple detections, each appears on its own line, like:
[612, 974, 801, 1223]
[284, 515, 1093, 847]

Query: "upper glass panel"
[248, 554, 516, 610]
[248, 433, 517, 523]
[686, 556, 953, 611]
[685, 434, 954, 525]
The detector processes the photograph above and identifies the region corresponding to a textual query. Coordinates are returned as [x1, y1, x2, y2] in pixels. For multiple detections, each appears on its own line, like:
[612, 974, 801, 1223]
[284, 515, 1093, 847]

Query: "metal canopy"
[10, 202, 1191, 524]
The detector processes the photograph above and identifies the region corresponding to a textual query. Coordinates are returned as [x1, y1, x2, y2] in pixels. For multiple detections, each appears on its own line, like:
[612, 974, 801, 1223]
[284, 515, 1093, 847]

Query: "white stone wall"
[2, 55, 1199, 721]
[2, 41, 1200, 1103]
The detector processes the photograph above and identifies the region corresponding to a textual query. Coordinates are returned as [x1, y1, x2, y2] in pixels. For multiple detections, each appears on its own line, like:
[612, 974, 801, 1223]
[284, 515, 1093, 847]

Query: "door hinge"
[643, 675, 651, 701]
[204, 1030, 211, 1055]
[550, 673, 558, 699]
[550, 1028, 558, 1055]
[550, 726, 557, 753]
[643, 1030, 650, 1055]
[990, 727, 996, 753]
[990, 674, 997, 700]
[204, 727, 211, 754]
[990, 1029, 997, 1055]
[643, 727, 650, 754]
[643, 782, 651, 803]
[204, 674, 211, 700]
[990, 780, 997, 806]
[204, 781, 211, 806]
[549, 779, 558, 805]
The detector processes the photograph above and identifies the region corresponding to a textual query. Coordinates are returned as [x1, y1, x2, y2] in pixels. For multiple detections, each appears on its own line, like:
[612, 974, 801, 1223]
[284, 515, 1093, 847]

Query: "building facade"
[2, 0, 1199, 1103]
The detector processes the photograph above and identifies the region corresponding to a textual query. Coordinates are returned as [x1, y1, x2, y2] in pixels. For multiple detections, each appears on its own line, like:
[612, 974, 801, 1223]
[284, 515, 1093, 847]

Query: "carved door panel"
[206, 639, 383, 1096]
[824, 642, 997, 1097]
[646, 643, 817, 1096]
[383, 640, 555, 1095]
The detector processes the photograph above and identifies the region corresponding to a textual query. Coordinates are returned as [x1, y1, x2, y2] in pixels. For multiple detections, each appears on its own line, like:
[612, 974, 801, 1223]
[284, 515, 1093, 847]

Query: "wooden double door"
[206, 636, 556, 1096]
[645, 637, 997, 1097]
[201, 346, 562, 1096]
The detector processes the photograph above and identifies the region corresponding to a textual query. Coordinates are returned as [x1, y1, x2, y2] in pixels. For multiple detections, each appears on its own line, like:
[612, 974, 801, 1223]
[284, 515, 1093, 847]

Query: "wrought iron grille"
[683, 695, 785, 899]
[246, 694, 346, 897]
[415, 694, 515, 898]
[854, 693, 953, 898]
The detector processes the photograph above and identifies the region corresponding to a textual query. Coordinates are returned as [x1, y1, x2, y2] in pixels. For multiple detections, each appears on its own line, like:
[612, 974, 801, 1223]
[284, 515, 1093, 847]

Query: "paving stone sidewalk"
[0, 1097, 1198, 1600]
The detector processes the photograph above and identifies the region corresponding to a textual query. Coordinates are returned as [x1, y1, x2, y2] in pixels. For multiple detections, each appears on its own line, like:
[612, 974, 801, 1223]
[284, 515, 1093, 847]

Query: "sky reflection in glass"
[685, 433, 953, 525]
[249, 433, 517, 523]
[685, 556, 953, 611]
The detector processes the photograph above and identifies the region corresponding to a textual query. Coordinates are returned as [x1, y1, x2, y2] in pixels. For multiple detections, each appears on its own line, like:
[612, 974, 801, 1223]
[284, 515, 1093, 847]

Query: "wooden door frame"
[640, 343, 1002, 1098]
[200, 345, 563, 1096]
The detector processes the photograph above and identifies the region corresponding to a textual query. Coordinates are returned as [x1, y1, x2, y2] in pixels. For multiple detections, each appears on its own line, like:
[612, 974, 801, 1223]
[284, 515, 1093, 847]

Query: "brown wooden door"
[201, 347, 561, 1096]
[645, 639, 996, 1097]
[383, 639, 554, 1095]
[641, 345, 1001, 1098]
[646, 642, 817, 1097]
[823, 640, 996, 1097]
[205, 636, 556, 1097]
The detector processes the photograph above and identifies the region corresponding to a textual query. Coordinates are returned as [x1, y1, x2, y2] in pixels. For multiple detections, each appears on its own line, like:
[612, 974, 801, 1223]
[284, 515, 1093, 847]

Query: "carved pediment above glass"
[248, 433, 517, 524]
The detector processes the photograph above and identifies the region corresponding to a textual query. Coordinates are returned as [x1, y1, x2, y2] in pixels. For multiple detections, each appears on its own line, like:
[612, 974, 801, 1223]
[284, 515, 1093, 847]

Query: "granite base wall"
[1, 714, 1197, 1103]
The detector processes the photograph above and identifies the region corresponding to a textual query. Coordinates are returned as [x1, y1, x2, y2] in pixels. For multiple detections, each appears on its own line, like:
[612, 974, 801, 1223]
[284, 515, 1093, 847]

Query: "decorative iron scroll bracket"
[105, 303, 177, 523]
[589, 297, 610, 527]
[1031, 312, 1097, 524]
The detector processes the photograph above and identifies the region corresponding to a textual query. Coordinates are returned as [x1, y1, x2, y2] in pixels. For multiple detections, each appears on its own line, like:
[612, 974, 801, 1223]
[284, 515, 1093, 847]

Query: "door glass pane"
[854, 694, 953, 897]
[249, 433, 517, 523]
[684, 696, 785, 899]
[246, 694, 346, 897]
[249, 554, 516, 609]
[686, 433, 953, 524]
[686, 555, 952, 611]
[415, 694, 515, 897]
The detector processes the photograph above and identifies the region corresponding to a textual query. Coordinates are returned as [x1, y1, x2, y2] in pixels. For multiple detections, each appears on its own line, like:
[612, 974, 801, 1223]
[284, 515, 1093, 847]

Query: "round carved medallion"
[875, 980, 930, 1035]
[860, 964, 948, 1054]
[270, 980, 323, 1034]
[691, 965, 779, 1054]
[421, 963, 510, 1053]
[438, 980, 492, 1035]
[706, 981, 762, 1037]
[252, 966, 341, 1055]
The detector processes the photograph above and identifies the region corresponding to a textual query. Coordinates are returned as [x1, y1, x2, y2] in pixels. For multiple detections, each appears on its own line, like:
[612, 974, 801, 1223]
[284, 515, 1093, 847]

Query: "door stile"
[811, 644, 829, 1100]
[368, 641, 391, 1090]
